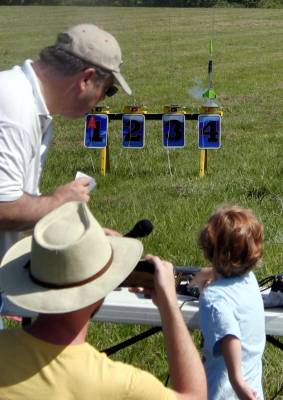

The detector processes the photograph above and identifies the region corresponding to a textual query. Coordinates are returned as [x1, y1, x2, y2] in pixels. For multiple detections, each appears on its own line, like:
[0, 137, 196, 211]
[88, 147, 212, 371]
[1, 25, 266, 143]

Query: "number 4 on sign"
[198, 114, 221, 149]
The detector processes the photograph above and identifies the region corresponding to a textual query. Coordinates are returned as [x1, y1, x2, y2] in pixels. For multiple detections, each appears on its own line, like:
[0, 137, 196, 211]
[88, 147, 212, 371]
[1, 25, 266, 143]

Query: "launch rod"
[208, 39, 213, 90]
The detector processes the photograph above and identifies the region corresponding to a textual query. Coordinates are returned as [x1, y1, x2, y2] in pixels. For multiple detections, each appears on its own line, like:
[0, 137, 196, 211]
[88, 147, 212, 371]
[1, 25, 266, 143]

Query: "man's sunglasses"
[105, 85, 119, 97]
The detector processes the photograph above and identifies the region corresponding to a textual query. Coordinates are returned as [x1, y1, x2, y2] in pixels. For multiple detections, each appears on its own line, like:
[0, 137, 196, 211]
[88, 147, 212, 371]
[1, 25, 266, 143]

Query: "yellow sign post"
[92, 106, 110, 176]
[198, 102, 223, 178]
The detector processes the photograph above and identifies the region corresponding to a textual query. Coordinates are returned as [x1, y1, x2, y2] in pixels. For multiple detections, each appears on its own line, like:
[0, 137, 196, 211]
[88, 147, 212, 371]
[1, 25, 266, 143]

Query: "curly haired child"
[194, 205, 265, 400]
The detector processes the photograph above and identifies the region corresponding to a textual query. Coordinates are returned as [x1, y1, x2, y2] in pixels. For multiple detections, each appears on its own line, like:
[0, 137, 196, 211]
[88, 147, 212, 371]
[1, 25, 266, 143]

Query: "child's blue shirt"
[199, 271, 265, 400]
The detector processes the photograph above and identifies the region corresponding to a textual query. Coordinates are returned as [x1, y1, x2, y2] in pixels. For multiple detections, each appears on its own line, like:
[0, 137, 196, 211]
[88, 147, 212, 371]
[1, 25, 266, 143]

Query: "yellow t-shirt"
[0, 329, 176, 400]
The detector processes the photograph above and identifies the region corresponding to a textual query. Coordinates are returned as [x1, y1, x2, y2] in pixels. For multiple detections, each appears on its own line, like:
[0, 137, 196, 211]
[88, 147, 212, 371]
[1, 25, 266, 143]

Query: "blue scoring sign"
[122, 114, 145, 148]
[162, 114, 185, 148]
[84, 114, 108, 148]
[198, 114, 221, 149]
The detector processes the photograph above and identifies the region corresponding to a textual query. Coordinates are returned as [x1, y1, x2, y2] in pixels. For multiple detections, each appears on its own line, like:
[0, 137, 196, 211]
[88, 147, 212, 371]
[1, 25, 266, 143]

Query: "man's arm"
[220, 335, 258, 400]
[0, 178, 90, 231]
[144, 255, 207, 400]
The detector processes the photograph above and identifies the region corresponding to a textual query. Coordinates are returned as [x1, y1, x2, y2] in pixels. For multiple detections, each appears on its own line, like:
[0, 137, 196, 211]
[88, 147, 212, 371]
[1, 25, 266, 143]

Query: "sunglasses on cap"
[105, 85, 119, 97]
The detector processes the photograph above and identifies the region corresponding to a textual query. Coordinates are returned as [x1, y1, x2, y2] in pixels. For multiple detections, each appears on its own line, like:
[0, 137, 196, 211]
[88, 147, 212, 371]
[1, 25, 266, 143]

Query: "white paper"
[75, 171, 96, 191]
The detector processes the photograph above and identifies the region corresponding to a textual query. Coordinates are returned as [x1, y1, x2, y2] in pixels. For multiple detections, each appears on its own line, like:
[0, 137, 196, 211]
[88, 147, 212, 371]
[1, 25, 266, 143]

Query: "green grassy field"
[1, 5, 283, 399]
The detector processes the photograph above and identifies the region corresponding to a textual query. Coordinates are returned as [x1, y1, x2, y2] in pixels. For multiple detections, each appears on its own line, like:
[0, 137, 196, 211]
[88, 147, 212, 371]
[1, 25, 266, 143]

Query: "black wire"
[266, 335, 283, 351]
[270, 384, 283, 400]
[101, 326, 162, 356]
[258, 275, 275, 292]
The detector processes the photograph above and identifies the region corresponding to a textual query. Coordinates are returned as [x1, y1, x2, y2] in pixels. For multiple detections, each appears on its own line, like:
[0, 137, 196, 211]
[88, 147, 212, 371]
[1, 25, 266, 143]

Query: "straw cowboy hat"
[0, 202, 143, 313]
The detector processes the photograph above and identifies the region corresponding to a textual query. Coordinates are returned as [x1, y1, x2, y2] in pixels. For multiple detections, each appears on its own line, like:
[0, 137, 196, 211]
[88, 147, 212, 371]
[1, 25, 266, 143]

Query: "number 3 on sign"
[198, 114, 221, 149]
[122, 114, 145, 148]
[162, 114, 185, 148]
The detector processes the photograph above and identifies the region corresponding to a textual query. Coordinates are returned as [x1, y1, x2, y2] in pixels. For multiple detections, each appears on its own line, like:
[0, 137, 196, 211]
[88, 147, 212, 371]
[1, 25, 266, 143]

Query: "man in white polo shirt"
[0, 24, 132, 324]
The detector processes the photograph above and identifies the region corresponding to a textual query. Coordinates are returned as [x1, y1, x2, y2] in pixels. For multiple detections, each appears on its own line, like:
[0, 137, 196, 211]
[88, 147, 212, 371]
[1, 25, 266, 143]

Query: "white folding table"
[92, 288, 283, 337]
[3, 288, 283, 336]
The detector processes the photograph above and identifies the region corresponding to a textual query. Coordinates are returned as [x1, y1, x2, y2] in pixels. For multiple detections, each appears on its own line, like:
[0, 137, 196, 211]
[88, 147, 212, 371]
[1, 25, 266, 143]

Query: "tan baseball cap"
[56, 24, 132, 95]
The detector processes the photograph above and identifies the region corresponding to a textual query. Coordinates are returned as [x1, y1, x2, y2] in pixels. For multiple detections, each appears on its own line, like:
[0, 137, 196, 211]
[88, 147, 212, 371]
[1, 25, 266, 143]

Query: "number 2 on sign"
[122, 114, 145, 148]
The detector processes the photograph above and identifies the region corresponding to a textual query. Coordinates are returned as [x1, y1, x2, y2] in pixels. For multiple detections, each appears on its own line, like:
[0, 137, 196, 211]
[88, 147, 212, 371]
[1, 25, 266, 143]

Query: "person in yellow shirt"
[0, 201, 207, 400]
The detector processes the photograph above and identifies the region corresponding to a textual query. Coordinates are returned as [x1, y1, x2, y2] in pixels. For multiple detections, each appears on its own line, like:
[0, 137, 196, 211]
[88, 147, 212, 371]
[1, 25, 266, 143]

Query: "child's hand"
[233, 378, 259, 400]
[187, 267, 215, 291]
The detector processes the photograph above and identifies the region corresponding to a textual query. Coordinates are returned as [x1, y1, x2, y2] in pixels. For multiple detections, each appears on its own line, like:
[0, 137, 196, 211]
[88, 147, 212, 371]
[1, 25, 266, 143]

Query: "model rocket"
[202, 40, 217, 100]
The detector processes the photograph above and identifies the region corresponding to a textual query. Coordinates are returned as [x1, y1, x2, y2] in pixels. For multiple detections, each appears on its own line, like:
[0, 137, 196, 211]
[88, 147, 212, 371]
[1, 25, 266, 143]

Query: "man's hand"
[52, 178, 90, 203]
[103, 227, 122, 237]
[0, 178, 90, 231]
[129, 254, 177, 308]
[146, 254, 177, 308]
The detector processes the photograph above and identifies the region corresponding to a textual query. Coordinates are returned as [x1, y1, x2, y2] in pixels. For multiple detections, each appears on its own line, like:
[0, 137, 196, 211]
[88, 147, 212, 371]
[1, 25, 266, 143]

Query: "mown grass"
[1, 6, 283, 399]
